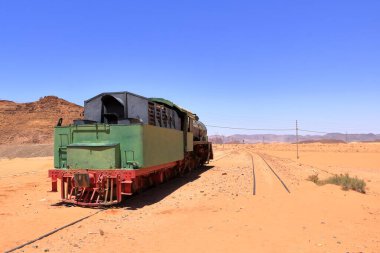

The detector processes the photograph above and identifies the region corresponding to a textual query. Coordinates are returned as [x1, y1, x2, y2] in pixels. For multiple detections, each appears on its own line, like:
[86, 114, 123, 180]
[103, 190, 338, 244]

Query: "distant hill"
[298, 139, 346, 144]
[0, 96, 83, 144]
[209, 133, 380, 144]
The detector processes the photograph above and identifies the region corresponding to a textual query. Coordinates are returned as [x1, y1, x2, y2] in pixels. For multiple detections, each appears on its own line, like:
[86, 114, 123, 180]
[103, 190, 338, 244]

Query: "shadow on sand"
[117, 165, 214, 210]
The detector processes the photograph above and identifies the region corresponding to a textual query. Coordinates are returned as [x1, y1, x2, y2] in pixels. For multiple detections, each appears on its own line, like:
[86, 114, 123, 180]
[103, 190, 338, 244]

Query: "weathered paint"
[186, 132, 194, 151]
[54, 127, 71, 168]
[142, 124, 184, 167]
[67, 143, 121, 169]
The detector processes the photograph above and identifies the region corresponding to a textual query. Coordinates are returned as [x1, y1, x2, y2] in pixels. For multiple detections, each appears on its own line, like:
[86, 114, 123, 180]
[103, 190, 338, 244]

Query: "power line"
[298, 129, 330, 134]
[206, 124, 332, 134]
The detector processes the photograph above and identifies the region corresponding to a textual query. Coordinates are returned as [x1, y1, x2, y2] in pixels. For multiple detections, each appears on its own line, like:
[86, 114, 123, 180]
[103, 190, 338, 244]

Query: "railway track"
[247, 151, 290, 195]
[4, 209, 105, 253]
[248, 152, 256, 195]
[0, 170, 40, 179]
[214, 148, 290, 195]
[213, 147, 248, 161]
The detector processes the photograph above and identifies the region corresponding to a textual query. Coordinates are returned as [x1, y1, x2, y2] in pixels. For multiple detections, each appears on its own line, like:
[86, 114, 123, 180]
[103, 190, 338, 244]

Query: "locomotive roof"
[84, 91, 197, 119]
[84, 91, 147, 103]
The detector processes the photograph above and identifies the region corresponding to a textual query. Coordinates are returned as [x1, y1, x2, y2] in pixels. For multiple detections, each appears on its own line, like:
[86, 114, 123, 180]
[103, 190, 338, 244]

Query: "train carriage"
[48, 91, 213, 206]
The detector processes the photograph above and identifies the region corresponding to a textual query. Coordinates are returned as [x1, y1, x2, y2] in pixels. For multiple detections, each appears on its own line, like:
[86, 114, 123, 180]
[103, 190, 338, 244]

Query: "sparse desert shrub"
[307, 174, 319, 184]
[307, 173, 366, 194]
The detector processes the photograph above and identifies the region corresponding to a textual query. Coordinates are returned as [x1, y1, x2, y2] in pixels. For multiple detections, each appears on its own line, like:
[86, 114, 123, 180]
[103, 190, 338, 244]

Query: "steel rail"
[4, 209, 105, 253]
[212, 150, 236, 162]
[213, 153, 233, 161]
[213, 145, 254, 163]
[0, 170, 40, 179]
[256, 153, 291, 194]
[247, 152, 256, 195]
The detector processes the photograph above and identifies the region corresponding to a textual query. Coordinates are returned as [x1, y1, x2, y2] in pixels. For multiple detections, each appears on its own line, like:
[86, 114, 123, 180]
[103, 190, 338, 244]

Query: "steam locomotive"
[48, 91, 213, 206]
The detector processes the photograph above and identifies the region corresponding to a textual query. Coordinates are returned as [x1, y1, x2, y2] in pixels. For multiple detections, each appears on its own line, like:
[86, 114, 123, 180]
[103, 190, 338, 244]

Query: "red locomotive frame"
[48, 160, 188, 207]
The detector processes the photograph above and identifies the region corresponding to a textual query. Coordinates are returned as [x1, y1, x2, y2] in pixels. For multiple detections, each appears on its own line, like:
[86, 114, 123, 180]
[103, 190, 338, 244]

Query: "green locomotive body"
[49, 91, 213, 206]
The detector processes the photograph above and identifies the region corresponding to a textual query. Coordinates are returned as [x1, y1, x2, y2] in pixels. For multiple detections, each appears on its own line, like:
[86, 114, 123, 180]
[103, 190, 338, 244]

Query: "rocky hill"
[0, 96, 83, 144]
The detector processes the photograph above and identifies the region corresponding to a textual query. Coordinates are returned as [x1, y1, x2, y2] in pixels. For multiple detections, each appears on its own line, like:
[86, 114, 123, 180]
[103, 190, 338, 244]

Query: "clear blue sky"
[0, 1, 379, 135]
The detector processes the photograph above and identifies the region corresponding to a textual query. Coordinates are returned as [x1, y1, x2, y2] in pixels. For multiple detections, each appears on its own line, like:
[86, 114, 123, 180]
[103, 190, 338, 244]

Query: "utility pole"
[345, 132, 348, 143]
[296, 120, 299, 159]
[262, 136, 264, 144]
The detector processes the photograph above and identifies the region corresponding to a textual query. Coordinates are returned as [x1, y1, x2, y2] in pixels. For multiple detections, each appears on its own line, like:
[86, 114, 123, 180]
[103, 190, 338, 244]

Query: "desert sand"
[0, 143, 379, 252]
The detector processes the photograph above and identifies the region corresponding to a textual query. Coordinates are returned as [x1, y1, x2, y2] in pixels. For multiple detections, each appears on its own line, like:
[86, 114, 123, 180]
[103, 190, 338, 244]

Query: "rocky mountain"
[0, 96, 83, 144]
